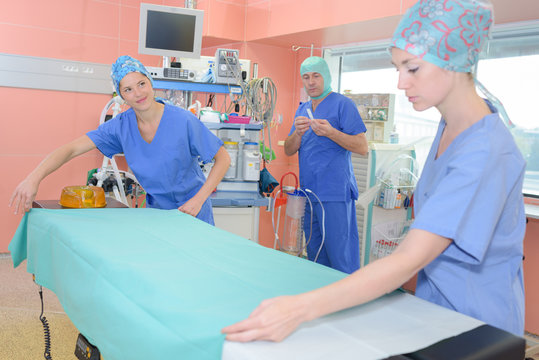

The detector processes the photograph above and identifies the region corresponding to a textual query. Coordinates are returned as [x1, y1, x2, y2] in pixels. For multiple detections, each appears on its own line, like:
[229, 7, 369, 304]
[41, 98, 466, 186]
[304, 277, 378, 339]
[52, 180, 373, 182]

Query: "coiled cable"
[222, 54, 277, 162]
[38, 286, 53, 360]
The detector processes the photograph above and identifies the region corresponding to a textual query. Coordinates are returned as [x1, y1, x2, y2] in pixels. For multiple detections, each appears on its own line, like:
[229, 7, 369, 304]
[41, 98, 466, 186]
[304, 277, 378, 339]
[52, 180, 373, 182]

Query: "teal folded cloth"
[9, 208, 345, 360]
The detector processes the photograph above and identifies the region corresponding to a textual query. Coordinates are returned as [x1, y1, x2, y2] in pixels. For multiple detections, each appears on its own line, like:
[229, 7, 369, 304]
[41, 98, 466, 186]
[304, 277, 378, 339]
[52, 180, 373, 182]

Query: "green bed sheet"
[9, 208, 346, 360]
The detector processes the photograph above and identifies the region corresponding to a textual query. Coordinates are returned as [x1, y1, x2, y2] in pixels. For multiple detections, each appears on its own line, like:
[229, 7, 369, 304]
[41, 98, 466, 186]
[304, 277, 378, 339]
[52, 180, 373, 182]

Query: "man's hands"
[294, 116, 311, 137]
[294, 116, 335, 138]
[310, 118, 335, 137]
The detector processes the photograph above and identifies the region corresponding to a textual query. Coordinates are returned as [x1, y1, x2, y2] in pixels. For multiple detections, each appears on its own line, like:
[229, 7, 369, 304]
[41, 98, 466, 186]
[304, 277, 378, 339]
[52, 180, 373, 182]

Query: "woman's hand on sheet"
[221, 294, 309, 342]
[9, 177, 39, 215]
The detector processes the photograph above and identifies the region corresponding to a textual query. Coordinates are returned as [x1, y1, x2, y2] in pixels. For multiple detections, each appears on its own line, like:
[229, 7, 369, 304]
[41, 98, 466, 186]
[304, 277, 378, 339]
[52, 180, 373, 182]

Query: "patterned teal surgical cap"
[111, 55, 154, 96]
[391, 0, 493, 72]
[300, 56, 332, 100]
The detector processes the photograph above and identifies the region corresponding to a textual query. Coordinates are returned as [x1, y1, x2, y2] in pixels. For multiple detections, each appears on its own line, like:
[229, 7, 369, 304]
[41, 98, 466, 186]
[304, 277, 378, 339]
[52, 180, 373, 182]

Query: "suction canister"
[223, 141, 238, 179]
[281, 190, 306, 255]
[242, 141, 261, 181]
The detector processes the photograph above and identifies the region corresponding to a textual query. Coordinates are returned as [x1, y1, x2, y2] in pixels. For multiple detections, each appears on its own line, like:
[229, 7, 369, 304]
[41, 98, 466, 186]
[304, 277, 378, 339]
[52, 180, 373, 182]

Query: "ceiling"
[246, 0, 539, 50]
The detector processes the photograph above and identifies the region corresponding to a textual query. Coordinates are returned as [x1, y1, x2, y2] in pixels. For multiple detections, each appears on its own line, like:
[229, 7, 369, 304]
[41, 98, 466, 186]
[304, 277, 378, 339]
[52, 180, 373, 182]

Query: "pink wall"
[197, 0, 246, 44]
[524, 219, 539, 334]
[0, 0, 177, 253]
[244, 0, 406, 42]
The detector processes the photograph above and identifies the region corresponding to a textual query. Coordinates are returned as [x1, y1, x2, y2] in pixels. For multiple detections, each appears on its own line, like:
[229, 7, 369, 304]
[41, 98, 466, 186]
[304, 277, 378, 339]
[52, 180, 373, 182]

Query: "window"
[476, 21, 539, 196]
[327, 21, 539, 195]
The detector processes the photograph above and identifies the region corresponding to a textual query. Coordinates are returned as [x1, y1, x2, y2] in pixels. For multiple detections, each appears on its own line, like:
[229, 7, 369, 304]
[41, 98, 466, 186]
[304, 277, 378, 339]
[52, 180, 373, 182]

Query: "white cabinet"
[213, 207, 260, 243]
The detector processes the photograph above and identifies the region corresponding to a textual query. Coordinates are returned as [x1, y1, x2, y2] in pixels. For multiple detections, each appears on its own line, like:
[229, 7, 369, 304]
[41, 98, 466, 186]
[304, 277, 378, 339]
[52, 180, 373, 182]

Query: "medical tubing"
[96, 157, 110, 188]
[122, 170, 139, 184]
[304, 189, 325, 263]
[114, 161, 129, 204]
[221, 54, 277, 164]
[244, 77, 277, 163]
[296, 188, 314, 258]
[38, 286, 53, 360]
[271, 189, 282, 250]
[112, 185, 122, 203]
[99, 98, 115, 125]
[96, 95, 138, 206]
[276, 205, 282, 250]
[374, 137, 431, 181]
[99, 95, 123, 126]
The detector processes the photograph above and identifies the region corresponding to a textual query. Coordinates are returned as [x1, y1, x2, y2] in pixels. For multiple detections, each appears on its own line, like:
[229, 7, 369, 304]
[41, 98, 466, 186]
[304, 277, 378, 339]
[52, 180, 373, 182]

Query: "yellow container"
[59, 186, 107, 208]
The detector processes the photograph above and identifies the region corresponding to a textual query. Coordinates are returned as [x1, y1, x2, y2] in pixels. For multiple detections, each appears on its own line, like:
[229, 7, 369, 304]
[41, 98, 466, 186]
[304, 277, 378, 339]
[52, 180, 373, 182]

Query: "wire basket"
[370, 220, 413, 261]
[375, 154, 418, 209]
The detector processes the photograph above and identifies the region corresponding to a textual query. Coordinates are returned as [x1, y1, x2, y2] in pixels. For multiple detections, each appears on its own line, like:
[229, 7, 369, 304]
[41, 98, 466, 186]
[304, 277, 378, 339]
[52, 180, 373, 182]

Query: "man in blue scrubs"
[284, 57, 368, 273]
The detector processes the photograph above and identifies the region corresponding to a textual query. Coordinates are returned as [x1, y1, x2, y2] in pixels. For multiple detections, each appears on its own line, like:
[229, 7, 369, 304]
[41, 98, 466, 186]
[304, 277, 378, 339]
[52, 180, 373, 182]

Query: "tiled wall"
[0, 1, 189, 252]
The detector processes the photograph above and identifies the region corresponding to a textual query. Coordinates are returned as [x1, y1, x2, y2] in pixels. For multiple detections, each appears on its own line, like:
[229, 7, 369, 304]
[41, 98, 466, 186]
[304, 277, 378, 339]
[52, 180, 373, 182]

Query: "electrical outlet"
[62, 65, 79, 72]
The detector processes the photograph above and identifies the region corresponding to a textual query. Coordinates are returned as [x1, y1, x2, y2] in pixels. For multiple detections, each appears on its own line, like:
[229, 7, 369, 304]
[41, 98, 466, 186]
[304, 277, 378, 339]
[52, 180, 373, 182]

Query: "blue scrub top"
[289, 92, 367, 201]
[411, 102, 526, 335]
[87, 103, 223, 211]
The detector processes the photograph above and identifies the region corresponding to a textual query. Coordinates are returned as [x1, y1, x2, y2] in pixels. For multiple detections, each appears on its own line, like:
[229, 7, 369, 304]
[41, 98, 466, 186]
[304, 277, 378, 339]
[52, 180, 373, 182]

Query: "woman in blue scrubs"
[223, 0, 526, 340]
[10, 56, 230, 225]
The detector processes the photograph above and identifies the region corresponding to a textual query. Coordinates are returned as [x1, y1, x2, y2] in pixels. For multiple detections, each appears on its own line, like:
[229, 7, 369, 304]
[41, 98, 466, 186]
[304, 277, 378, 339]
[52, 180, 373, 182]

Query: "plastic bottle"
[223, 141, 238, 179]
[389, 125, 399, 144]
[242, 142, 261, 181]
[378, 187, 385, 207]
[395, 190, 402, 209]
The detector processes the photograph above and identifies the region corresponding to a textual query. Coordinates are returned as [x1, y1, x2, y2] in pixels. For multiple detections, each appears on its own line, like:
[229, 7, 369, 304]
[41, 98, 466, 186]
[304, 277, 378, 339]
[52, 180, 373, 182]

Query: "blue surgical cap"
[391, 0, 493, 72]
[111, 55, 154, 96]
[300, 56, 332, 100]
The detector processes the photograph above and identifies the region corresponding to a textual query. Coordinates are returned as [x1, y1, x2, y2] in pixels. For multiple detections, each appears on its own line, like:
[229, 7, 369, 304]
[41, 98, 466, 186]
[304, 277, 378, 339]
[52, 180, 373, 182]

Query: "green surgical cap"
[300, 56, 332, 100]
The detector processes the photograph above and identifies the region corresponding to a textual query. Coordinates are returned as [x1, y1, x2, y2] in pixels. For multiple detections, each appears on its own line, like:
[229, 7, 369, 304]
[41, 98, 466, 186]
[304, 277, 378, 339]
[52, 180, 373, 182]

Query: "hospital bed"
[9, 204, 525, 360]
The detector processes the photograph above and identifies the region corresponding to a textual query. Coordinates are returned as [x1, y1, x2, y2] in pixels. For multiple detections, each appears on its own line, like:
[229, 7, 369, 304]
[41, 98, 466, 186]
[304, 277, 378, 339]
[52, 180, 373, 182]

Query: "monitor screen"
[138, 3, 204, 59]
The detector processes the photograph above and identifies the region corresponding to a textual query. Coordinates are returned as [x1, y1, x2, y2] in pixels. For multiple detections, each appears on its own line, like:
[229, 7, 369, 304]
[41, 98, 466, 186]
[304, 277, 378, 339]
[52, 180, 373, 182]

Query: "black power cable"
[38, 286, 53, 360]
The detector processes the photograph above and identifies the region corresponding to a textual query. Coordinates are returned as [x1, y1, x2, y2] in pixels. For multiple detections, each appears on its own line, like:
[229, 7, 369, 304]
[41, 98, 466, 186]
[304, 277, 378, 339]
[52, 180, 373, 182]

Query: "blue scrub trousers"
[304, 200, 360, 274]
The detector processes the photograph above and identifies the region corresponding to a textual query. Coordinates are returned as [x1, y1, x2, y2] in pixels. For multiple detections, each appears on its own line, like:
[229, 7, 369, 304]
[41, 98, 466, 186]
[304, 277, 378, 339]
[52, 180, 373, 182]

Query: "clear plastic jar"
[242, 142, 260, 181]
[223, 141, 239, 179]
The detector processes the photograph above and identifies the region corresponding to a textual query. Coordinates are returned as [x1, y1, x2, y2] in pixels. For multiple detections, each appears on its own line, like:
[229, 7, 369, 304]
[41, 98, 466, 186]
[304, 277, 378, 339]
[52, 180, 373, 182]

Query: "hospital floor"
[1, 253, 539, 360]
[0, 254, 80, 360]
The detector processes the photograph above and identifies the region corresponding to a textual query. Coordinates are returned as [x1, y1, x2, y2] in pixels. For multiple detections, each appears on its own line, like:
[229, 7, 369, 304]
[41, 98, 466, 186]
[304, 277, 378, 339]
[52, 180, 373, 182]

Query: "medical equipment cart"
[151, 79, 268, 242]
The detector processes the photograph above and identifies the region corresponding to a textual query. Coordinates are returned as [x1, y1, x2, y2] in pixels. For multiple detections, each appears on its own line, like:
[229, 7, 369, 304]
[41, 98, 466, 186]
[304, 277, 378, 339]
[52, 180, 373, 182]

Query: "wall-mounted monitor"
[138, 3, 204, 60]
